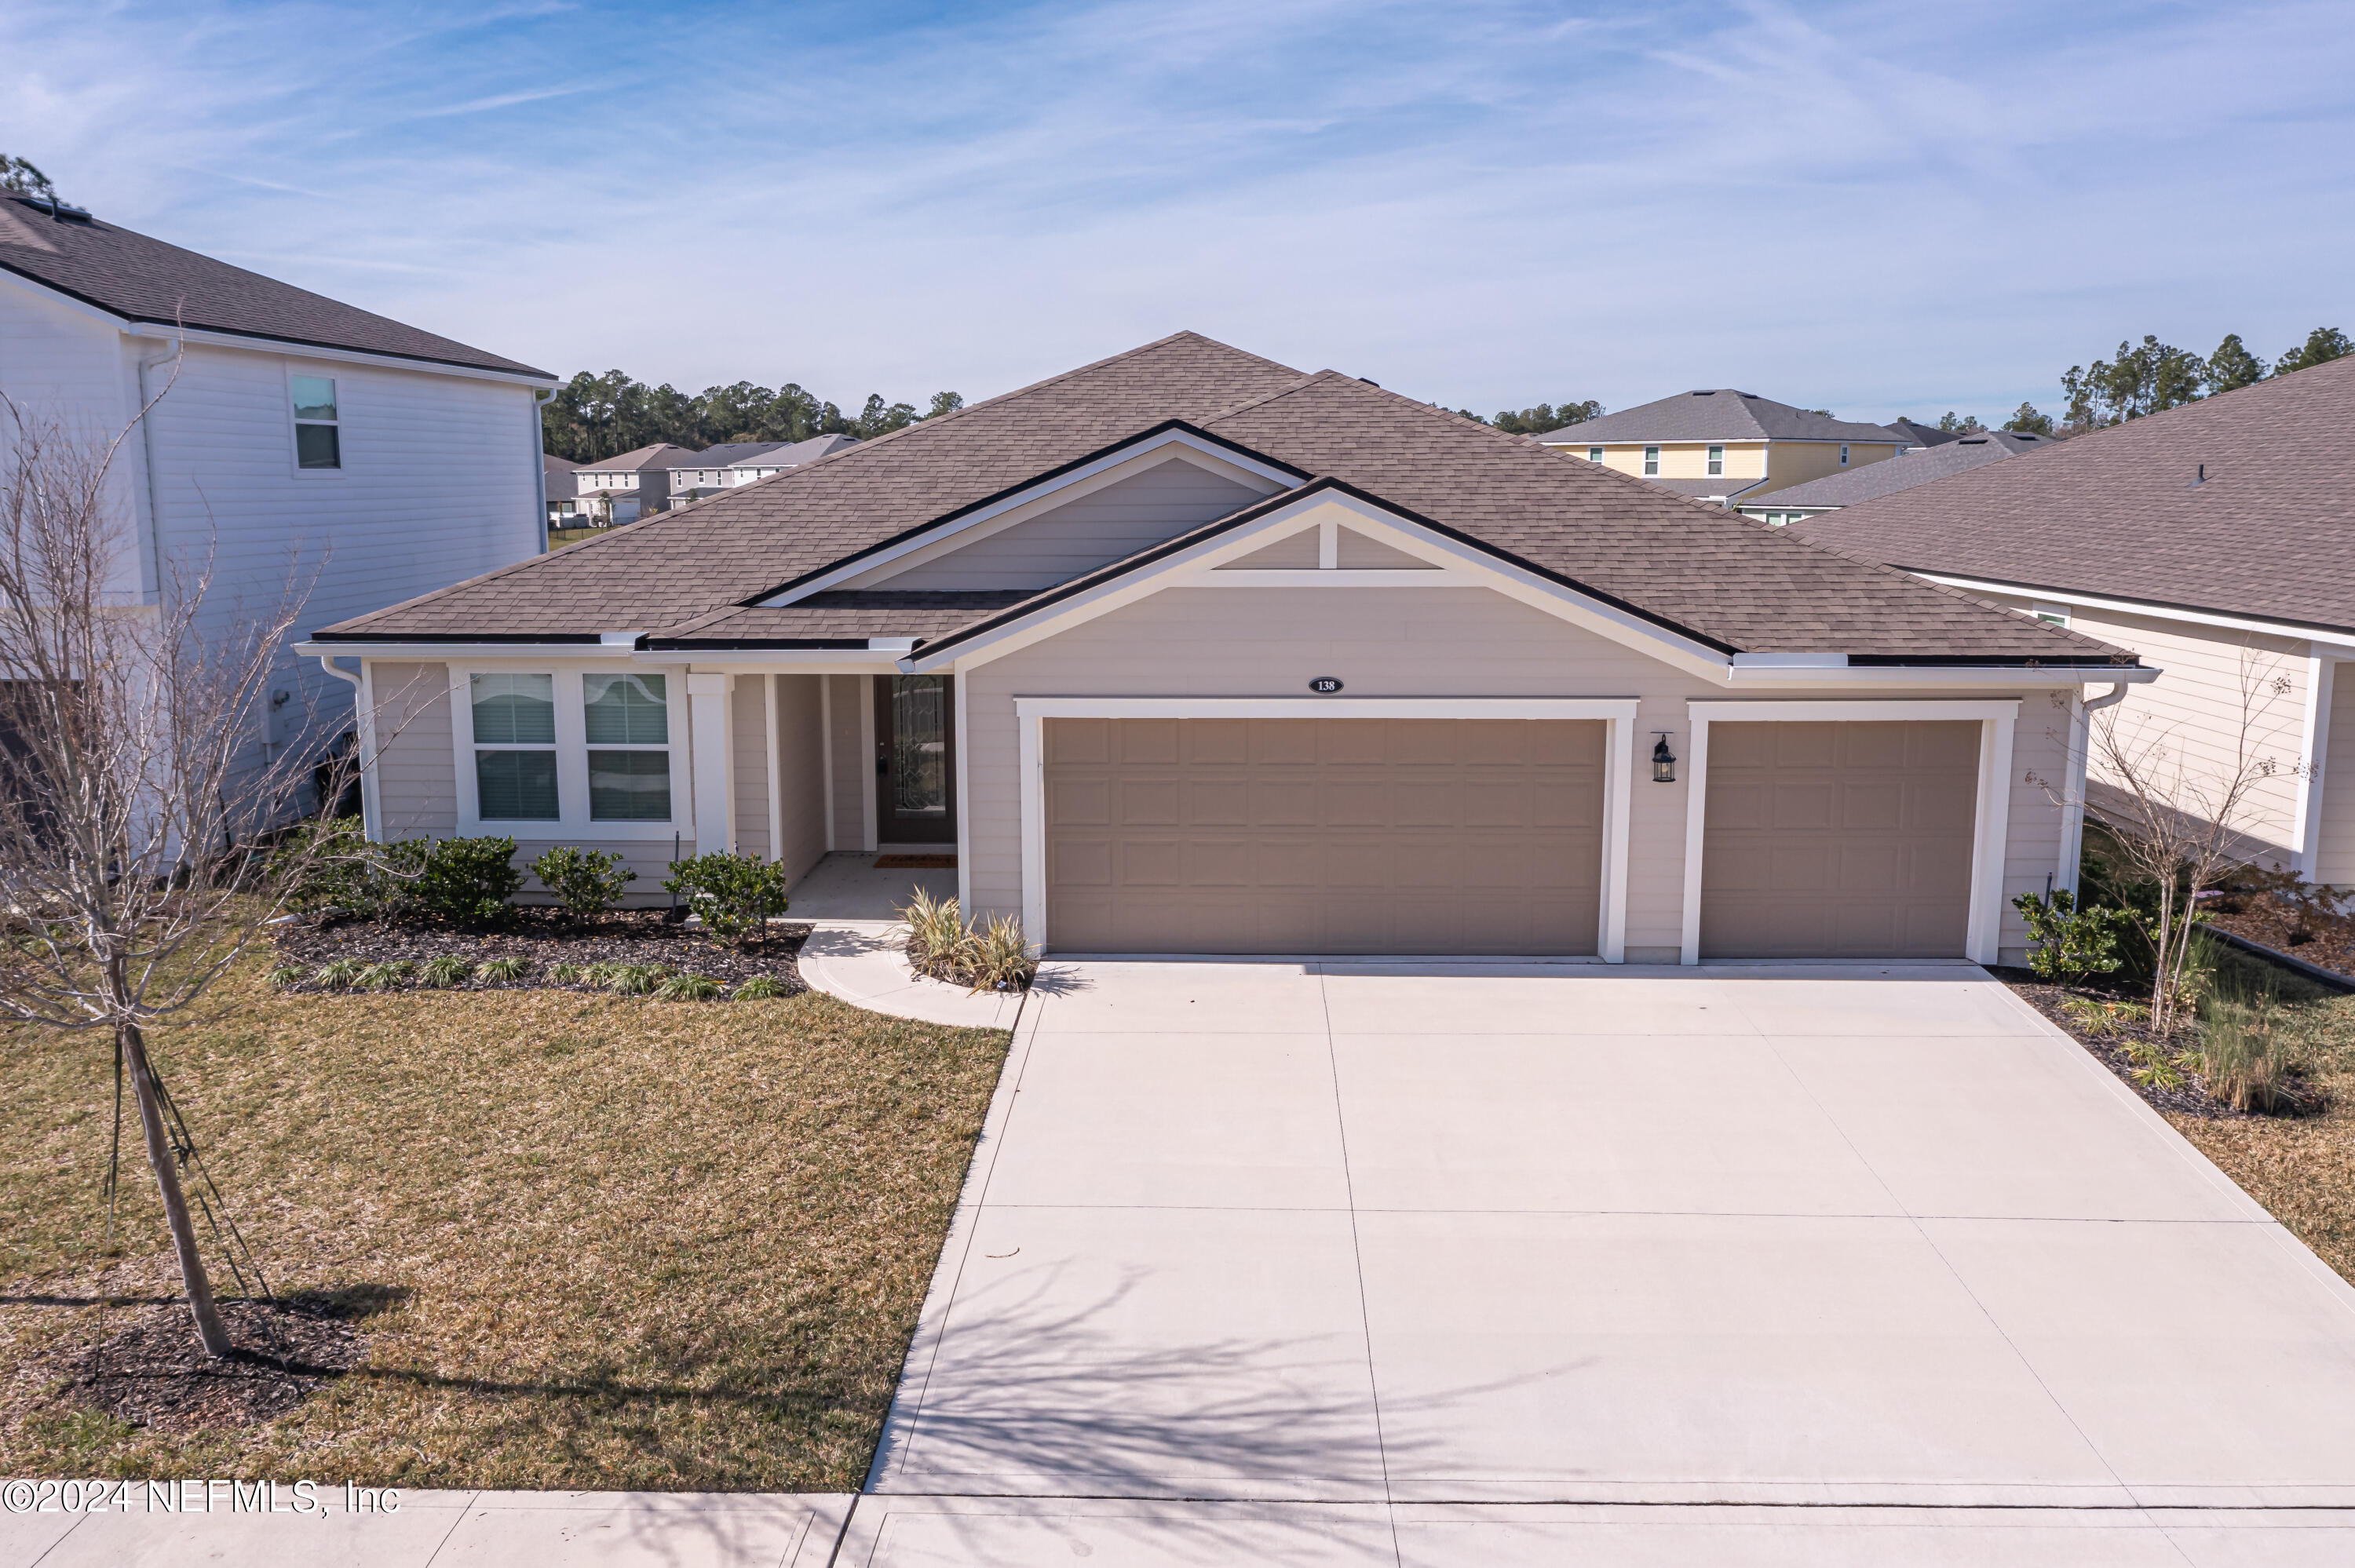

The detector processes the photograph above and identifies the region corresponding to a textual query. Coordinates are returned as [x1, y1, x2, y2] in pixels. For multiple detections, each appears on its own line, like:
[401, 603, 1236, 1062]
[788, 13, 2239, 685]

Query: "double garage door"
[1041, 715, 1982, 959]
[1044, 717, 1605, 955]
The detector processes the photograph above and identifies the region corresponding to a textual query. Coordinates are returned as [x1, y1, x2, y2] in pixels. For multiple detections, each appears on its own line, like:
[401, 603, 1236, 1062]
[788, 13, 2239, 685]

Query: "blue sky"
[6, 1, 2352, 422]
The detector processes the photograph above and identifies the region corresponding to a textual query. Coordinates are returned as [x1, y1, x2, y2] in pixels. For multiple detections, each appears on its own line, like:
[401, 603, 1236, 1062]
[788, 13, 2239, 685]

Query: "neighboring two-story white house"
[0, 188, 556, 809]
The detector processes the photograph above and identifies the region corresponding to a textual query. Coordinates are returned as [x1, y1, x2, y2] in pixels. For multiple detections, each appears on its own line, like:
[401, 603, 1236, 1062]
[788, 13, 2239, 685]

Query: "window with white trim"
[2032, 601, 2071, 627]
[291, 375, 340, 469]
[471, 673, 559, 819]
[1643, 445, 1660, 476]
[1586, 446, 1603, 462]
[1839, 443, 1850, 466]
[1707, 444, 1724, 476]
[584, 673, 672, 820]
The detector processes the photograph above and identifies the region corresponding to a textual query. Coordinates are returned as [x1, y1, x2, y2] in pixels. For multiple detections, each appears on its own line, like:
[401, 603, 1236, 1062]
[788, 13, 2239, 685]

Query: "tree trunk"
[121, 1021, 232, 1358]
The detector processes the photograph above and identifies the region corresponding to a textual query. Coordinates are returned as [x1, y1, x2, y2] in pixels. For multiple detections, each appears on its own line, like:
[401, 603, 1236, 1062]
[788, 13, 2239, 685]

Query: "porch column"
[687, 672, 733, 856]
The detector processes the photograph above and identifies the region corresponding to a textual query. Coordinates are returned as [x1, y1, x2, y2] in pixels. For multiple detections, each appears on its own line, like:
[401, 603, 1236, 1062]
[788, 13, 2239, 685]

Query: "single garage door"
[1045, 717, 1605, 954]
[1700, 720, 1980, 959]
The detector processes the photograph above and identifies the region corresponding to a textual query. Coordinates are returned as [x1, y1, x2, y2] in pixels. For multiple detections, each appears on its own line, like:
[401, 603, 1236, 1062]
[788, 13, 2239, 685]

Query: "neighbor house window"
[2033, 602, 2071, 627]
[1707, 444, 1724, 476]
[1839, 443, 1851, 466]
[584, 673, 671, 820]
[471, 673, 558, 819]
[1586, 446, 1603, 462]
[1643, 445, 1660, 476]
[291, 375, 340, 469]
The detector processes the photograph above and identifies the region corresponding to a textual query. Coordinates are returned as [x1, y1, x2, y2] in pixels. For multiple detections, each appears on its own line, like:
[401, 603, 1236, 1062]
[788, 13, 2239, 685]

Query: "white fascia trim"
[1732, 652, 1847, 668]
[1016, 696, 1640, 720]
[918, 490, 1738, 683]
[1720, 662, 2154, 687]
[757, 430, 1301, 606]
[122, 322, 555, 388]
[1013, 696, 1641, 961]
[1678, 697, 2021, 966]
[298, 640, 615, 661]
[1913, 571, 2355, 654]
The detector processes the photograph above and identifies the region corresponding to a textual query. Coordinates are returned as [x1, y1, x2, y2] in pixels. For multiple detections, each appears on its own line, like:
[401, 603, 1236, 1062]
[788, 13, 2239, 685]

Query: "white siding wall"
[731, 676, 771, 862]
[775, 674, 829, 883]
[866, 458, 1271, 591]
[960, 585, 2072, 962]
[0, 285, 151, 602]
[1977, 593, 2311, 862]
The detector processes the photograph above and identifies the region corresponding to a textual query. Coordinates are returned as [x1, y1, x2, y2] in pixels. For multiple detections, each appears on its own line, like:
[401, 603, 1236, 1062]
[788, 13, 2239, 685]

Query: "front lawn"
[0, 954, 1008, 1490]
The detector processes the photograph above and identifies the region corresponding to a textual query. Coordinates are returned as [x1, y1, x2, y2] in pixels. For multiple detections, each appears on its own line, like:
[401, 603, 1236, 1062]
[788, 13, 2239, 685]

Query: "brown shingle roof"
[1791, 356, 2355, 633]
[0, 193, 550, 378]
[315, 332, 2130, 665]
[646, 592, 1038, 647]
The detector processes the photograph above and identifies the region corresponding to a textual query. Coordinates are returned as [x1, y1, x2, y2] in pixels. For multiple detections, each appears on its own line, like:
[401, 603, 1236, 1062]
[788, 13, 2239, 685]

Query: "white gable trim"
[911, 489, 1742, 682]
[758, 429, 1299, 604]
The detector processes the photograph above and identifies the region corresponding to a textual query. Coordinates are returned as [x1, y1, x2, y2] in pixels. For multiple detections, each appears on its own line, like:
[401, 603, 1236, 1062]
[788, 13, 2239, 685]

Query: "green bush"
[394, 836, 524, 928]
[270, 816, 379, 915]
[663, 852, 791, 946]
[2013, 888, 2133, 985]
[530, 846, 636, 917]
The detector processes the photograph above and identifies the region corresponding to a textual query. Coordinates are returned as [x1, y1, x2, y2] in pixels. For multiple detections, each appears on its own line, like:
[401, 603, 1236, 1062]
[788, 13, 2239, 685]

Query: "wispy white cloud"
[3, 0, 2351, 421]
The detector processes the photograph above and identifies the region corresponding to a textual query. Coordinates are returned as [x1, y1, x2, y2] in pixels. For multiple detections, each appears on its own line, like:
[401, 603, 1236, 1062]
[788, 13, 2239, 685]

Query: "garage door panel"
[1047, 717, 1110, 764]
[1703, 720, 1979, 960]
[1046, 717, 1604, 955]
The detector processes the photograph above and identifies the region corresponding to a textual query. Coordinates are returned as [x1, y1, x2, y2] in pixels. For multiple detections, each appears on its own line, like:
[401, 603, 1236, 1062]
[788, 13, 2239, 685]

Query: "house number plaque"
[1308, 676, 1344, 694]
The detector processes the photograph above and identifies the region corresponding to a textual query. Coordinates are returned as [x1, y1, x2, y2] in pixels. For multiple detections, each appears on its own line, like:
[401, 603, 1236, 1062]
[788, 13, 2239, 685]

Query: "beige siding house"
[1531, 390, 1908, 508]
[1796, 357, 2355, 882]
[301, 334, 2150, 965]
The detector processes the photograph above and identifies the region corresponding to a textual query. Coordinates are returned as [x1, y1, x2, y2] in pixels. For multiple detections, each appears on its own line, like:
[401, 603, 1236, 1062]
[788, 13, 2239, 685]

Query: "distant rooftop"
[1757, 432, 2047, 509]
[1535, 389, 1904, 447]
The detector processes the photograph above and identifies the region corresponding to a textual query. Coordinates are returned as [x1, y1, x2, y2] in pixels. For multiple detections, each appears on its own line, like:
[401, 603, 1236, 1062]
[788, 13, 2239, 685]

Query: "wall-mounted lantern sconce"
[1651, 731, 1677, 783]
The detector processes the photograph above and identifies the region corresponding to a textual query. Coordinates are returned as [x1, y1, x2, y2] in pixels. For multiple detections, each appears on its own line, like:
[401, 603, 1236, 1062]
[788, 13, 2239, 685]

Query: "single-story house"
[1795, 356, 2354, 880]
[1741, 431, 2050, 527]
[299, 333, 2152, 964]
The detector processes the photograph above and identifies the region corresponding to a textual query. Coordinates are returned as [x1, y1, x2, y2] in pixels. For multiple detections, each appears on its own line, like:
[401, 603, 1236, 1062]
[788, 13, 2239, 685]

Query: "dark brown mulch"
[2204, 892, 2355, 982]
[269, 909, 810, 994]
[1995, 968, 2322, 1118]
[43, 1294, 370, 1433]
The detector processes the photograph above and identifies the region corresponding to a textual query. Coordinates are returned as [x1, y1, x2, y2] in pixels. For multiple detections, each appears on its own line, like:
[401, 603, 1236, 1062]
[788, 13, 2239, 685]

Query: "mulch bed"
[270, 909, 810, 994]
[42, 1295, 368, 1433]
[2203, 892, 2355, 983]
[1995, 967, 2323, 1118]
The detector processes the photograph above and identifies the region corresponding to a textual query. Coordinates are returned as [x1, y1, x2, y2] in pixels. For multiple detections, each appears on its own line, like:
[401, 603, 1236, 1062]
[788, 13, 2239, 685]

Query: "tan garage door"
[1700, 720, 1980, 959]
[1045, 717, 1605, 955]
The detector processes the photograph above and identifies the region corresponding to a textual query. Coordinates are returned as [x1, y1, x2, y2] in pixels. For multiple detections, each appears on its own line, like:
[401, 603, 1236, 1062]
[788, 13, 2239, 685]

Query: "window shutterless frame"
[1707, 444, 1724, 476]
[286, 364, 344, 476]
[1643, 445, 1660, 476]
[449, 662, 688, 838]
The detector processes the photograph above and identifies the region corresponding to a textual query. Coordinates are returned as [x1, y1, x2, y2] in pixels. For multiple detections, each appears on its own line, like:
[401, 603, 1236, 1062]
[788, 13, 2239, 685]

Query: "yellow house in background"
[1530, 389, 1909, 505]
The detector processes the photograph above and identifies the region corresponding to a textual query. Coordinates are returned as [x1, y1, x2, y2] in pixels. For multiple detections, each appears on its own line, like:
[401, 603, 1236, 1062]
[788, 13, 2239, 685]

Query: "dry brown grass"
[2167, 991, 2355, 1285]
[0, 953, 1009, 1490]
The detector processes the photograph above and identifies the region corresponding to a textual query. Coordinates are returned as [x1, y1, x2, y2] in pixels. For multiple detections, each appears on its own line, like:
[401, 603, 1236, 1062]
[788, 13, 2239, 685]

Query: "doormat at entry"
[875, 855, 957, 869]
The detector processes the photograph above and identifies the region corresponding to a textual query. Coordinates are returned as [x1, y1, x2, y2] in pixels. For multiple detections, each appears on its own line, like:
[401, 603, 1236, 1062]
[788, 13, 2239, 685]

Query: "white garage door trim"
[1678, 698, 2020, 966]
[1015, 697, 1641, 959]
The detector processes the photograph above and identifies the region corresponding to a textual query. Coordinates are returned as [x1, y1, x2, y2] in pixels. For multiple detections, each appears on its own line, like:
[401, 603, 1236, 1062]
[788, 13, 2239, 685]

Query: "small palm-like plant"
[311, 957, 365, 991]
[358, 959, 416, 990]
[266, 965, 304, 990]
[604, 962, 666, 996]
[895, 888, 966, 970]
[418, 955, 471, 989]
[653, 972, 723, 1001]
[962, 913, 1038, 994]
[732, 974, 788, 1000]
[475, 955, 530, 984]
[550, 962, 586, 984]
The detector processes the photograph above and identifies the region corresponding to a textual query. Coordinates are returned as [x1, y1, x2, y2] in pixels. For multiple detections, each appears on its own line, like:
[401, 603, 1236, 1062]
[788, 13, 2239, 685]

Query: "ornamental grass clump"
[2196, 963, 2310, 1113]
[474, 956, 531, 984]
[654, 973, 724, 1001]
[358, 960, 416, 991]
[732, 975, 788, 1000]
[419, 955, 471, 990]
[311, 957, 365, 991]
[894, 890, 1037, 994]
[603, 962, 666, 996]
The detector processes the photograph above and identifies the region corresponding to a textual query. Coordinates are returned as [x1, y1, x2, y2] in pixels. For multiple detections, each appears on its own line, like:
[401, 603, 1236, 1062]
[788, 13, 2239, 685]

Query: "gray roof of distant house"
[1889, 418, 1962, 449]
[1635, 476, 1773, 504]
[1793, 355, 2355, 632]
[542, 453, 581, 474]
[314, 330, 2131, 666]
[1535, 390, 1904, 446]
[728, 433, 860, 468]
[1754, 432, 2047, 509]
[0, 192, 550, 379]
[579, 443, 702, 474]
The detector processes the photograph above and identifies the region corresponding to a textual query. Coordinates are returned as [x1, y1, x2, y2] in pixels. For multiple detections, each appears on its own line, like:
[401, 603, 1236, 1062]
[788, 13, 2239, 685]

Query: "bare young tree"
[0, 377, 331, 1357]
[2083, 650, 2303, 1036]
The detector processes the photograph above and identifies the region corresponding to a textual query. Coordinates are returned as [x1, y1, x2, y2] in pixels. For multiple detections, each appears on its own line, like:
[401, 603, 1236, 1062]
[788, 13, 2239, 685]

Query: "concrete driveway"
[849, 961, 2355, 1564]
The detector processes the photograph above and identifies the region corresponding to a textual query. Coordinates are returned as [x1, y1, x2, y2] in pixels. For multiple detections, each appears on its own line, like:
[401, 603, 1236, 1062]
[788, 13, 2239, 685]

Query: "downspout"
[2061, 681, 2132, 895]
[313, 655, 377, 837]
[531, 388, 555, 553]
[133, 334, 181, 605]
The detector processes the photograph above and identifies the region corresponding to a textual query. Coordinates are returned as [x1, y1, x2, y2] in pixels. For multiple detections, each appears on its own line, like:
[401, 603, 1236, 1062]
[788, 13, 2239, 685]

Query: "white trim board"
[760, 431, 1298, 604]
[1912, 571, 2355, 655]
[1012, 695, 1642, 963]
[1678, 698, 2021, 967]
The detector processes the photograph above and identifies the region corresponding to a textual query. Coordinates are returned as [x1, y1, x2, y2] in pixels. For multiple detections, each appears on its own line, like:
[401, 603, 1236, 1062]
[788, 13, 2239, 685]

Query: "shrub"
[732, 975, 788, 1000]
[474, 955, 530, 983]
[2197, 962, 2309, 1112]
[662, 852, 791, 946]
[530, 846, 636, 917]
[653, 972, 723, 1001]
[2013, 888, 2132, 985]
[418, 955, 470, 989]
[270, 815, 380, 915]
[397, 837, 524, 928]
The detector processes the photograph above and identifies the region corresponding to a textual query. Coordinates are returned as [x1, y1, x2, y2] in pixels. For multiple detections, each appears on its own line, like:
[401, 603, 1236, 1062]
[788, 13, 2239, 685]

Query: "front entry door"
[874, 674, 956, 844]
